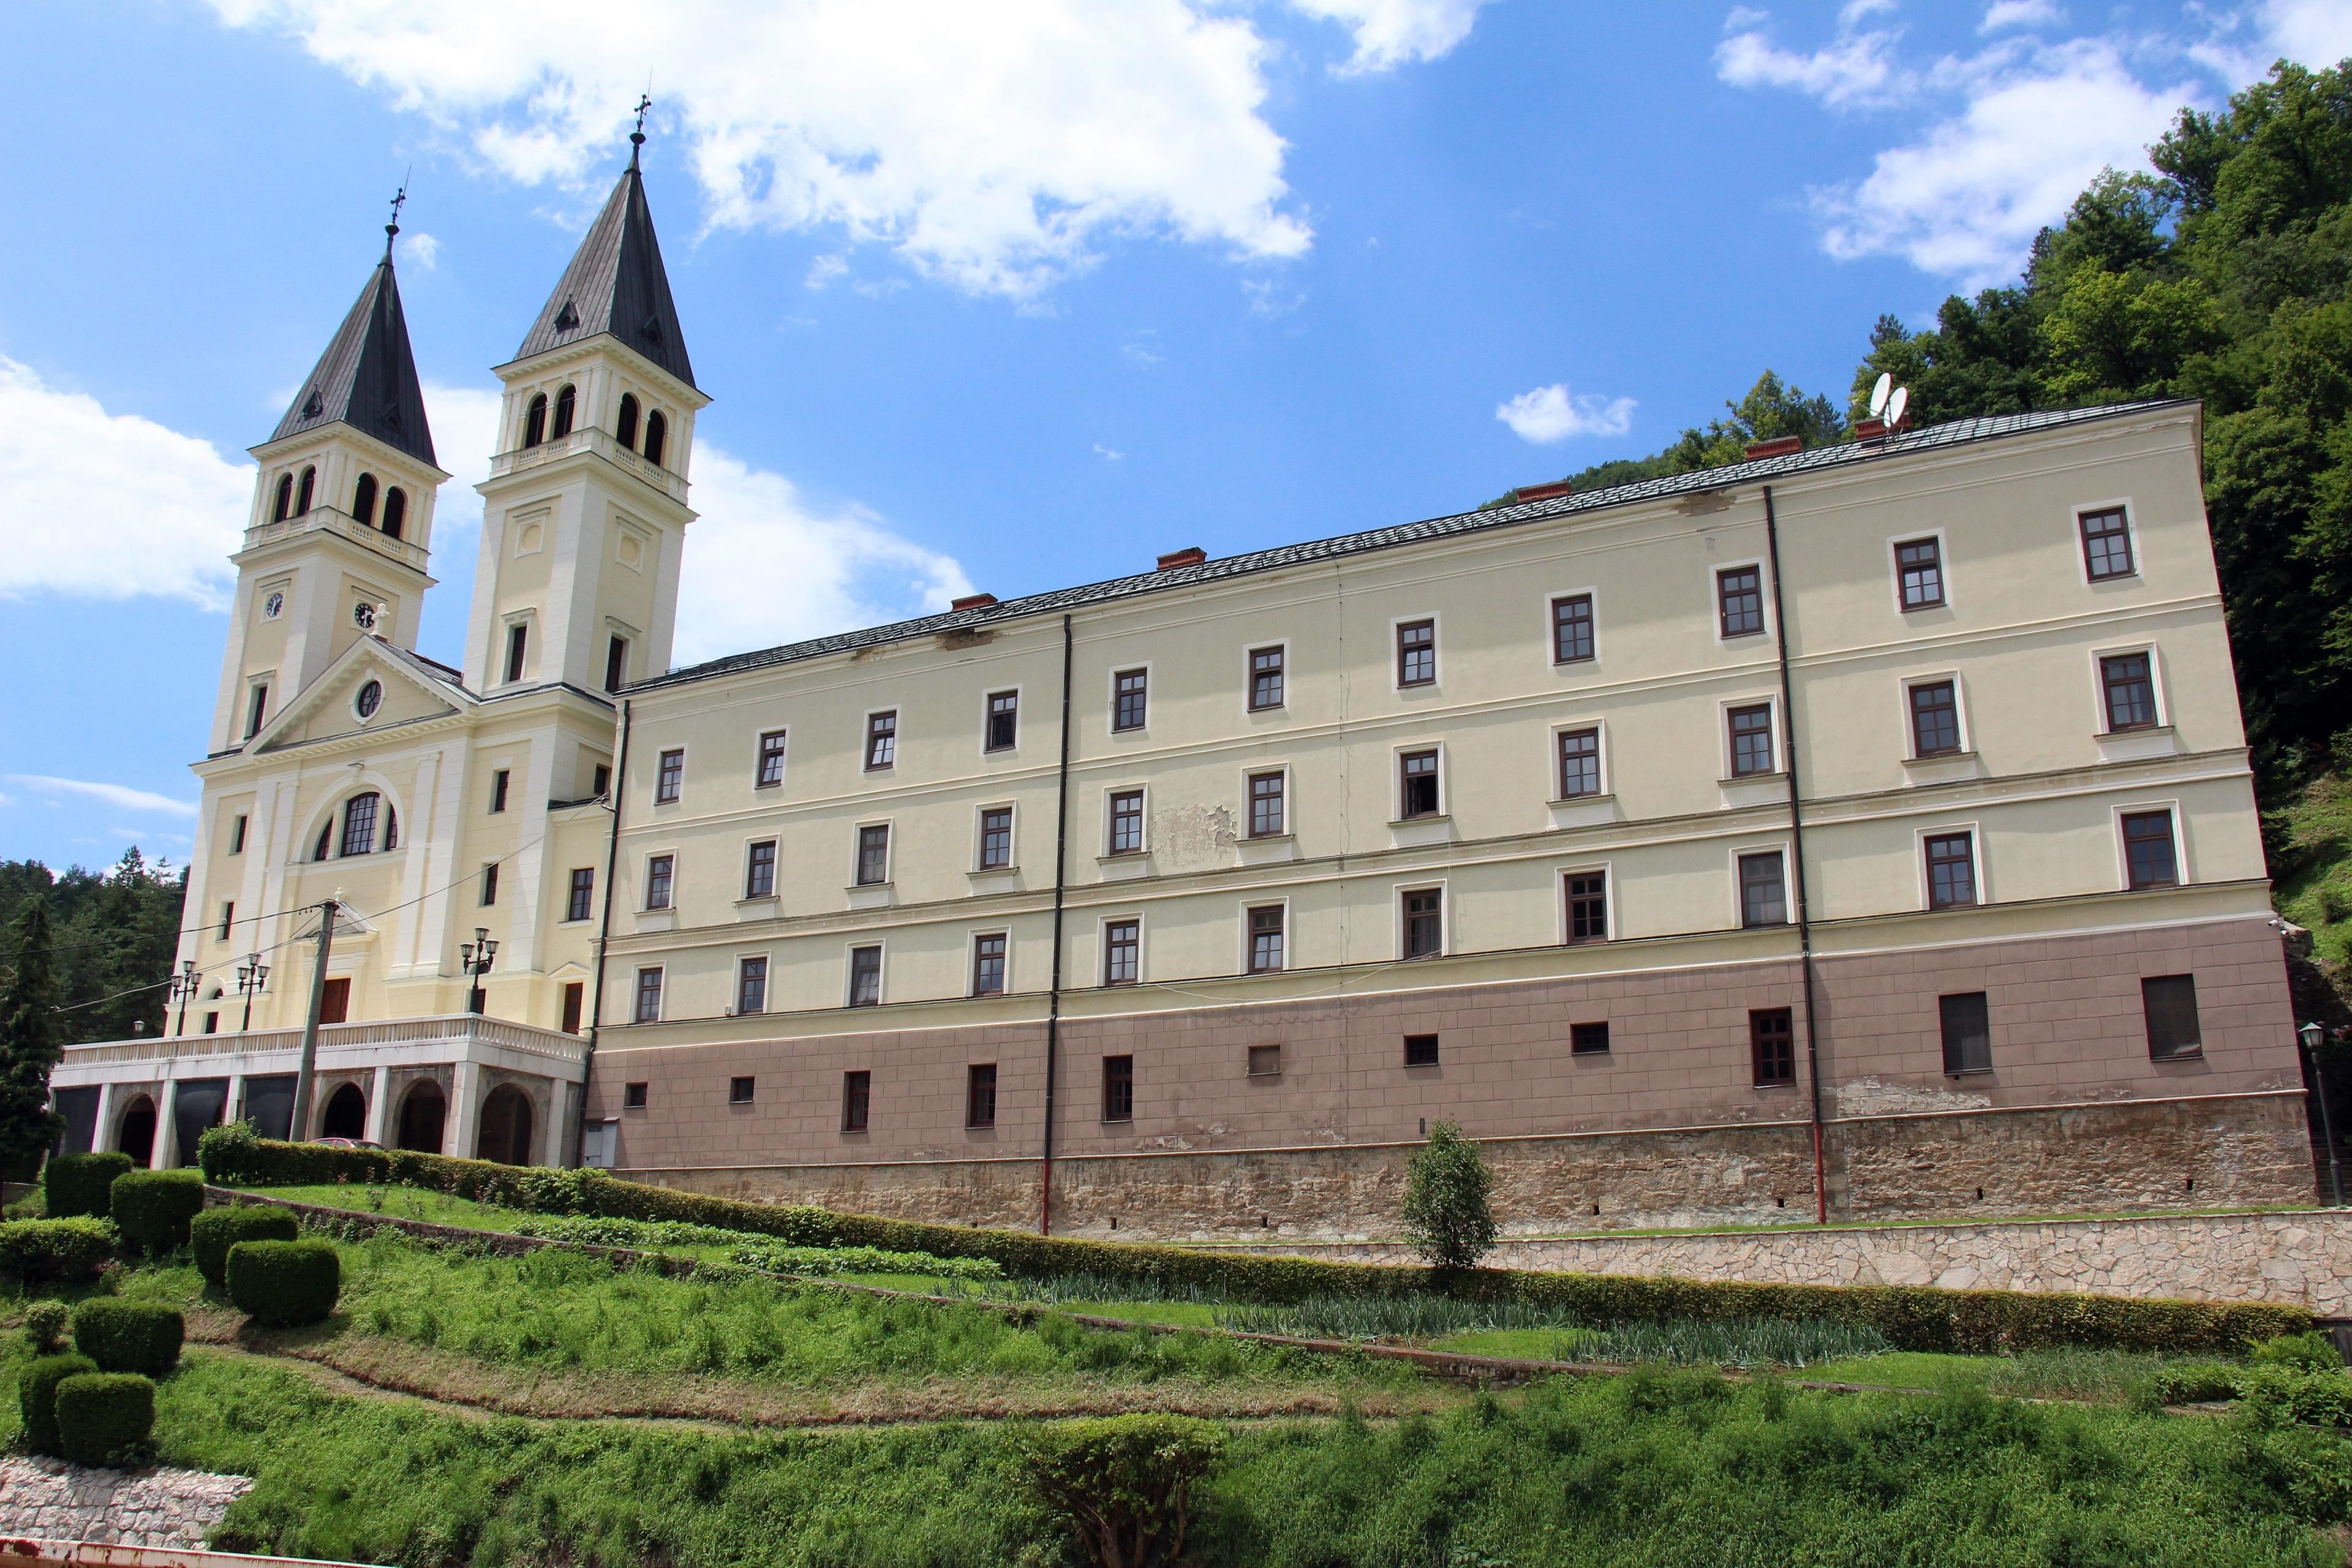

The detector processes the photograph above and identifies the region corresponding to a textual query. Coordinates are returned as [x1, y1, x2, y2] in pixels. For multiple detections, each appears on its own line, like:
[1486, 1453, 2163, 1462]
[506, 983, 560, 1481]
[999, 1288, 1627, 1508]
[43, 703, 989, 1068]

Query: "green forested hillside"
[0, 850, 185, 1045]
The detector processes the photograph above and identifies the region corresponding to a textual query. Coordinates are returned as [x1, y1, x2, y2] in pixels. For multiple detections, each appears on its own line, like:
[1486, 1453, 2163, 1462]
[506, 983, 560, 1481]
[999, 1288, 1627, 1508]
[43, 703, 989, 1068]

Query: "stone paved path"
[0, 1454, 252, 1547]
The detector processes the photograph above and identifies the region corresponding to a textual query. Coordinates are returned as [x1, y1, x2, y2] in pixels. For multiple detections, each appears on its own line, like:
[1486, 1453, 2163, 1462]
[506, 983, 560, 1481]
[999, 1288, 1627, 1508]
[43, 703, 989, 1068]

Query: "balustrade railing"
[486, 427, 690, 502]
[61, 1012, 589, 1069]
[243, 504, 429, 571]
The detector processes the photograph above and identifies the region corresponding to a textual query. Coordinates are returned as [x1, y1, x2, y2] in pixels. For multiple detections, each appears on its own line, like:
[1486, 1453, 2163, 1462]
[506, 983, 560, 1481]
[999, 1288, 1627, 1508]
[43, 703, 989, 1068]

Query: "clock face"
[263, 591, 284, 619]
[353, 602, 377, 630]
[356, 680, 383, 720]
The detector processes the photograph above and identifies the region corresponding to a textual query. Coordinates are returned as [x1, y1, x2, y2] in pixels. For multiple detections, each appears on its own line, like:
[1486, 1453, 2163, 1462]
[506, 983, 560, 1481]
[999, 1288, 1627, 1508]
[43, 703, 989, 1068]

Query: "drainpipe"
[1763, 485, 1830, 1225]
[1041, 613, 1074, 1234]
[573, 697, 630, 1167]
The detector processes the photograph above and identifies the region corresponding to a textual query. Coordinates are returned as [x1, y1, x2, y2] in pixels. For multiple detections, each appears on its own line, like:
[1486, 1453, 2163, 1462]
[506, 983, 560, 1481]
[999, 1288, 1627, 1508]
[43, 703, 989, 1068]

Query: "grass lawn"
[238, 1182, 543, 1232]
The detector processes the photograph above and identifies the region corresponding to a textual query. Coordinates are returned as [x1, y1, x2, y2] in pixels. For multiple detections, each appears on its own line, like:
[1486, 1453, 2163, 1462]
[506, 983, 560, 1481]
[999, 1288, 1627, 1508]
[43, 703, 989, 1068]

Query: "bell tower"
[212, 205, 446, 754]
[466, 125, 705, 699]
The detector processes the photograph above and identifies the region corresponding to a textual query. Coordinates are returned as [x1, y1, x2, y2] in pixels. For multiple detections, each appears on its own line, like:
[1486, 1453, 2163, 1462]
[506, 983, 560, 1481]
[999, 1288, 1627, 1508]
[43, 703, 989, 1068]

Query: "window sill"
[1944, 1067, 1994, 1078]
[1388, 815, 1453, 850]
[1236, 834, 1297, 867]
[2094, 724, 2179, 763]
[1717, 772, 1787, 809]
[1096, 853, 1155, 883]
[1546, 794, 1618, 831]
[845, 883, 895, 911]
[2151, 1049, 2205, 1064]
[735, 896, 778, 922]
[968, 864, 1021, 880]
[1902, 750, 1982, 785]
[633, 909, 677, 933]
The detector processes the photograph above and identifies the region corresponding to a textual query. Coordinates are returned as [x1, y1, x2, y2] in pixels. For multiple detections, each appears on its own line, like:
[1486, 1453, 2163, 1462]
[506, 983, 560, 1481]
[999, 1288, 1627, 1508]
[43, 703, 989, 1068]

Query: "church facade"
[49, 149, 2321, 1238]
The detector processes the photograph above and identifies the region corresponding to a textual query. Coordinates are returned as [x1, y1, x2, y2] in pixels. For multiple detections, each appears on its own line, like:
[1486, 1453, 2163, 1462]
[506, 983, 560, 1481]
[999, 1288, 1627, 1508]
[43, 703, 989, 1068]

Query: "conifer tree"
[0, 897, 65, 1176]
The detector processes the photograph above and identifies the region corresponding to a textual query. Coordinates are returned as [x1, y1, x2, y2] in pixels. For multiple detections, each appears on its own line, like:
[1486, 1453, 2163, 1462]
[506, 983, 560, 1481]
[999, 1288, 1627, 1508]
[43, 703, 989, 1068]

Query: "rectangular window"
[593, 763, 611, 797]
[491, 769, 510, 814]
[203, 1012, 218, 1035]
[1404, 1033, 1441, 1067]
[2101, 652, 2158, 731]
[979, 807, 1014, 870]
[986, 690, 1019, 752]
[1396, 619, 1436, 686]
[745, 839, 777, 899]
[1940, 992, 1991, 1074]
[1718, 567, 1764, 638]
[2122, 810, 2179, 889]
[865, 710, 897, 771]
[1113, 668, 1148, 731]
[849, 944, 883, 1007]
[504, 622, 529, 684]
[966, 1064, 997, 1128]
[1249, 646, 1285, 710]
[972, 932, 1007, 997]
[604, 635, 628, 692]
[1248, 771, 1285, 838]
[2144, 974, 2201, 1059]
[756, 730, 788, 788]
[842, 1071, 871, 1133]
[1400, 749, 1441, 818]
[1403, 888, 1443, 959]
[645, 854, 674, 911]
[655, 748, 684, 804]
[1925, 832, 1978, 909]
[1570, 1020, 1611, 1055]
[2081, 508, 2135, 580]
[1104, 919, 1140, 986]
[622, 1080, 647, 1109]
[245, 684, 269, 739]
[480, 864, 499, 907]
[633, 967, 663, 1024]
[1102, 1054, 1134, 1122]
[1566, 872, 1608, 944]
[1728, 704, 1775, 777]
[567, 867, 595, 923]
[1740, 851, 1787, 928]
[1558, 728, 1601, 799]
[1909, 680, 1962, 757]
[729, 1076, 755, 1106]
[1248, 904, 1285, 974]
[736, 956, 767, 1016]
[1552, 594, 1594, 663]
[230, 815, 247, 855]
[1751, 1008, 1796, 1086]
[856, 824, 891, 886]
[1108, 790, 1145, 855]
[217, 901, 234, 941]
[1896, 538, 1945, 609]
[1247, 1043, 1282, 1077]
[562, 982, 584, 1034]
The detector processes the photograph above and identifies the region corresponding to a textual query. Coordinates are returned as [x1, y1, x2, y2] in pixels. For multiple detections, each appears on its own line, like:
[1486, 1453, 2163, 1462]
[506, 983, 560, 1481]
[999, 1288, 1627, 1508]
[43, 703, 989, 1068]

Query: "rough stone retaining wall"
[0, 1457, 250, 1550]
[1216, 1209, 2352, 1317]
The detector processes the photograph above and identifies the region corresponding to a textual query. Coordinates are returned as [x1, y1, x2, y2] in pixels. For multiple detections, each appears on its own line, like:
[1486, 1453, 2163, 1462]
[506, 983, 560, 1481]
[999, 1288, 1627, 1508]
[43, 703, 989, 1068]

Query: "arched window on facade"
[524, 393, 548, 448]
[273, 473, 293, 522]
[339, 793, 380, 858]
[321, 1083, 367, 1140]
[383, 804, 398, 852]
[643, 410, 668, 469]
[294, 467, 315, 515]
[551, 384, 576, 439]
[313, 820, 333, 862]
[352, 473, 378, 527]
[380, 487, 407, 541]
[616, 393, 640, 450]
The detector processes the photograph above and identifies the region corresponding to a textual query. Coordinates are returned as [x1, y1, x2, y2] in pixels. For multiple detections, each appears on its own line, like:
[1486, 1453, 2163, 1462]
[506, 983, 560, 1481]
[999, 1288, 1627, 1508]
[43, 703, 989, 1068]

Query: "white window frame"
[1710, 559, 1771, 645]
[1729, 840, 1794, 929]
[2112, 799, 2190, 891]
[1241, 762, 1292, 840]
[1914, 822, 1987, 911]
[1887, 527, 1952, 614]
[851, 818, 895, 887]
[1548, 720, 1610, 802]
[1241, 895, 1291, 974]
[1395, 879, 1449, 960]
[1393, 741, 1447, 822]
[1898, 671, 1972, 759]
[1718, 696, 1781, 781]
[845, 940, 888, 1008]
[1390, 612, 1441, 693]
[2089, 641, 2169, 734]
[1542, 586, 1603, 668]
[1558, 861, 1616, 946]
[1102, 783, 1150, 858]
[974, 801, 1019, 871]
[2073, 496, 2141, 585]
[1106, 660, 1155, 737]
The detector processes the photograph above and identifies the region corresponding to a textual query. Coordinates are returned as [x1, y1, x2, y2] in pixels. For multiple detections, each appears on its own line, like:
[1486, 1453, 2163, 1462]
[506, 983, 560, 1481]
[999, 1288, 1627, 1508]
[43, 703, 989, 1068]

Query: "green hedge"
[190, 1204, 301, 1288]
[18, 1352, 97, 1457]
[227, 1238, 340, 1327]
[110, 1169, 205, 1254]
[53, 1371, 154, 1466]
[71, 1298, 182, 1378]
[44, 1152, 134, 1219]
[214, 1136, 2315, 1356]
[0, 1217, 115, 1283]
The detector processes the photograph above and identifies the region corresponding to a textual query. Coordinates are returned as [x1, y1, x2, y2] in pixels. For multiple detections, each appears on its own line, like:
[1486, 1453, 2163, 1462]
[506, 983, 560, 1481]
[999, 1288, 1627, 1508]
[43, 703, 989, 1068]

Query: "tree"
[0, 850, 184, 1047]
[1400, 1119, 1497, 1270]
[0, 898, 65, 1177]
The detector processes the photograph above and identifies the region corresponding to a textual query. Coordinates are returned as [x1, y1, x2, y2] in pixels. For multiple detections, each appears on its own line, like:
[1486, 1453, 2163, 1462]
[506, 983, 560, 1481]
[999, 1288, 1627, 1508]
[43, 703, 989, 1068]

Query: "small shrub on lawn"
[228, 1238, 339, 1326]
[2250, 1331, 2346, 1373]
[1400, 1119, 1498, 1270]
[195, 1121, 263, 1185]
[72, 1297, 183, 1377]
[191, 1205, 301, 1287]
[110, 1170, 205, 1255]
[53, 1372, 154, 1466]
[2238, 1367, 2352, 1428]
[0, 1217, 115, 1283]
[1010, 1414, 1226, 1568]
[23, 1300, 69, 1354]
[17, 1352, 97, 1456]
[43, 1152, 133, 1219]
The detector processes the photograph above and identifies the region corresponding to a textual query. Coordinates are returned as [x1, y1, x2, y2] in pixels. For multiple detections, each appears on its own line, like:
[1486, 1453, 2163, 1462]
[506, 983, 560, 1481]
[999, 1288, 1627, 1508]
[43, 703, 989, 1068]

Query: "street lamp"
[167, 960, 200, 1037]
[235, 954, 270, 1033]
[2300, 1020, 2342, 1208]
[460, 927, 498, 1017]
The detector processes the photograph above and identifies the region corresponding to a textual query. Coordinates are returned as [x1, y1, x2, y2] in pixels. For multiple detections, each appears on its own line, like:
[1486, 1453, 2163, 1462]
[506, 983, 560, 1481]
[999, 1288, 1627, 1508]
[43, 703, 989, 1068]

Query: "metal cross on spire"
[630, 94, 652, 166]
[385, 176, 409, 258]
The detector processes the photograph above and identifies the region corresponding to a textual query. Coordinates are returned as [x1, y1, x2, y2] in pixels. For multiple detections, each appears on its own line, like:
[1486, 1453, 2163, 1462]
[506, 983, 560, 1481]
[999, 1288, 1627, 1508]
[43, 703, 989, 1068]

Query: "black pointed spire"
[513, 127, 696, 390]
[273, 227, 436, 466]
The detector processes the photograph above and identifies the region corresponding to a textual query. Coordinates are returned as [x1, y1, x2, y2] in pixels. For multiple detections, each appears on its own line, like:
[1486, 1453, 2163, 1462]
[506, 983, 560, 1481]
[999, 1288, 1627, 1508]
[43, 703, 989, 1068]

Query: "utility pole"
[290, 900, 337, 1144]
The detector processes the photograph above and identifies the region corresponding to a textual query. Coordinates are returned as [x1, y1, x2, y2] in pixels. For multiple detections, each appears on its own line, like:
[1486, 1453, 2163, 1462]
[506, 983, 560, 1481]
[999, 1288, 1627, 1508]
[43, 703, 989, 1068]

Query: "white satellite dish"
[1887, 385, 1910, 430]
[1869, 372, 1893, 418]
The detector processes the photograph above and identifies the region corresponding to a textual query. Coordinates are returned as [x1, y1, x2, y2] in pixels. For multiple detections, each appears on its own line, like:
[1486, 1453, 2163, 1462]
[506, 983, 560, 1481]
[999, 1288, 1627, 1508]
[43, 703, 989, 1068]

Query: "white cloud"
[1980, 1, 2063, 33]
[2264, 0, 2352, 66]
[1495, 383, 1637, 443]
[206, 0, 1330, 300]
[402, 232, 441, 268]
[1287, 0, 1494, 73]
[1093, 444, 1126, 461]
[5, 776, 200, 818]
[1716, 8, 1910, 108]
[0, 357, 252, 610]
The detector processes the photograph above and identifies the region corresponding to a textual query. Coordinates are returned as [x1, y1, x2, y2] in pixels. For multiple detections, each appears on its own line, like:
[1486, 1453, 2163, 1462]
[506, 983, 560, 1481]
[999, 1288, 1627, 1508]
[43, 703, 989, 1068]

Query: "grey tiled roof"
[271, 255, 436, 465]
[642, 399, 2184, 693]
[512, 161, 696, 390]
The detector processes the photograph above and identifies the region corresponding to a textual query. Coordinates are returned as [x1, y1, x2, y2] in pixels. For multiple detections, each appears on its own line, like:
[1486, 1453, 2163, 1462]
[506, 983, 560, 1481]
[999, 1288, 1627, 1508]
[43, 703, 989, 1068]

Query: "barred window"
[1404, 1033, 1440, 1067]
[1570, 1020, 1611, 1055]
[2143, 974, 2201, 1060]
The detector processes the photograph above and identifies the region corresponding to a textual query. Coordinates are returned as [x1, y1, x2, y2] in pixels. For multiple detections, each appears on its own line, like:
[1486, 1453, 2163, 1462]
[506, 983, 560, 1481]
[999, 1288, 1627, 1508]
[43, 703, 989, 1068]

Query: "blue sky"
[3, 0, 2346, 871]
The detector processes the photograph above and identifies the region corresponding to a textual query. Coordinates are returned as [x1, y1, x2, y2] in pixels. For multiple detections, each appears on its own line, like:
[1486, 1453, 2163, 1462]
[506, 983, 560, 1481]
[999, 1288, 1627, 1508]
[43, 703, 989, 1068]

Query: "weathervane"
[630, 94, 652, 166]
[385, 175, 409, 258]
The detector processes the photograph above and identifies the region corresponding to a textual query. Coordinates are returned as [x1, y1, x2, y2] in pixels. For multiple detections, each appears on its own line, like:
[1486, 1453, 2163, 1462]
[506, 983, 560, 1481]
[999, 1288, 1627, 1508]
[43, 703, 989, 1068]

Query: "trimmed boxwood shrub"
[110, 1169, 205, 1254]
[71, 1298, 182, 1378]
[214, 1135, 2315, 1355]
[227, 1237, 340, 1326]
[0, 1217, 115, 1283]
[191, 1204, 300, 1287]
[53, 1372, 154, 1466]
[43, 1152, 134, 1219]
[17, 1352, 97, 1456]
[1011, 1414, 1226, 1568]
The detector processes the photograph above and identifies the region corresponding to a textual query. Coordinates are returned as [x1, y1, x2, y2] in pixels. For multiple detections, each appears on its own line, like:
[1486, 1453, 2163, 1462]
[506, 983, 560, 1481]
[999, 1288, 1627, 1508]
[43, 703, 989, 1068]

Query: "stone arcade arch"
[116, 1095, 156, 1166]
[321, 1082, 368, 1141]
[396, 1080, 446, 1154]
[475, 1084, 533, 1166]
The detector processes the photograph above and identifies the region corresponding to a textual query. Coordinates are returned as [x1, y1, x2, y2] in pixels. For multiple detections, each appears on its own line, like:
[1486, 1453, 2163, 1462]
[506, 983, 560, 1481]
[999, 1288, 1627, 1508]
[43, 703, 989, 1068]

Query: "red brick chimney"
[1743, 435, 1804, 460]
[1515, 480, 1577, 503]
[951, 592, 998, 611]
[1156, 547, 1207, 570]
